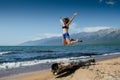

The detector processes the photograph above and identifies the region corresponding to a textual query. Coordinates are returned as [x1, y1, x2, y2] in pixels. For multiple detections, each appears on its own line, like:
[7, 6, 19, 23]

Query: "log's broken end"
[51, 63, 59, 75]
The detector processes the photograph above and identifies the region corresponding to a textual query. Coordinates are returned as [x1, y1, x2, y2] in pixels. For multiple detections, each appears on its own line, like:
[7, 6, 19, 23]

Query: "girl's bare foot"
[77, 39, 83, 42]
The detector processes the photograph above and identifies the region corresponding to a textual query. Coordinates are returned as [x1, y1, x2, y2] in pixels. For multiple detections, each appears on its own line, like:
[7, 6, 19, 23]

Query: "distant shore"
[1, 52, 120, 80]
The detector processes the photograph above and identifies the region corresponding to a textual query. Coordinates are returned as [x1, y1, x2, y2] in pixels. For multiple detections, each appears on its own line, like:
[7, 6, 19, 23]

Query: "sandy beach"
[6, 56, 120, 80]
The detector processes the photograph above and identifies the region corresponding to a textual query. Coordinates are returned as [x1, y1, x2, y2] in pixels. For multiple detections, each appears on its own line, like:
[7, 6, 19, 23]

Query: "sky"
[0, 0, 120, 45]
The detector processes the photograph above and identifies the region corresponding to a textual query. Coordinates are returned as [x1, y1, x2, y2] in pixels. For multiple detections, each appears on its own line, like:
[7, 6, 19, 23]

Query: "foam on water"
[0, 52, 120, 71]
[102, 52, 120, 56]
[0, 56, 90, 70]
[0, 51, 11, 55]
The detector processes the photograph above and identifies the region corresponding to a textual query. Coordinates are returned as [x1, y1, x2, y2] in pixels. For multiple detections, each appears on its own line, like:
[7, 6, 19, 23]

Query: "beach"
[0, 46, 120, 80]
[5, 56, 120, 80]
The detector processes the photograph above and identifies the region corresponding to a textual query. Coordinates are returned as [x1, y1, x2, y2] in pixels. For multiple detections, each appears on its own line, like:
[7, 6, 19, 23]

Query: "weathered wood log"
[51, 58, 95, 75]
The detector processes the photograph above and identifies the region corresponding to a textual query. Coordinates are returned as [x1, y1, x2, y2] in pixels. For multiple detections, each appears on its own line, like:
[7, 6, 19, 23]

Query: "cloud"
[31, 33, 61, 41]
[99, 0, 103, 2]
[81, 26, 111, 32]
[106, 0, 116, 5]
[69, 24, 111, 33]
[98, 0, 118, 5]
[31, 25, 111, 41]
[69, 23, 111, 33]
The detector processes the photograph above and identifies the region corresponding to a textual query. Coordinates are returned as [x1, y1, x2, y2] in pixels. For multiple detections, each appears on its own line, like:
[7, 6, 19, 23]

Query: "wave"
[0, 52, 120, 70]
[0, 56, 90, 70]
[102, 52, 120, 56]
[28, 50, 54, 53]
[0, 51, 12, 55]
[57, 52, 100, 57]
[0, 50, 54, 55]
[0, 51, 103, 64]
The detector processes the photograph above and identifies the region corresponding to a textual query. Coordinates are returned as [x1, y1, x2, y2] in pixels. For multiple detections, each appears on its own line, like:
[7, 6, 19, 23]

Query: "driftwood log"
[51, 58, 95, 75]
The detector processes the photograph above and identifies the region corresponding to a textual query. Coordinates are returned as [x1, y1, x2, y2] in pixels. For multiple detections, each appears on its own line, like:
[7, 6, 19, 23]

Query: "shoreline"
[0, 63, 51, 79]
[8, 56, 120, 80]
[1, 53, 120, 80]
[1, 69, 50, 80]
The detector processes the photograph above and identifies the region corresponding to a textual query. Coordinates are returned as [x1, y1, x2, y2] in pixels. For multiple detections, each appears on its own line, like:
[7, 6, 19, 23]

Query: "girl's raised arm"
[67, 13, 77, 26]
[60, 17, 65, 26]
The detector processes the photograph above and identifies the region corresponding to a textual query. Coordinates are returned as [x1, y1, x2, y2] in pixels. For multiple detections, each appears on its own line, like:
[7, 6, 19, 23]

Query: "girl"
[60, 13, 82, 46]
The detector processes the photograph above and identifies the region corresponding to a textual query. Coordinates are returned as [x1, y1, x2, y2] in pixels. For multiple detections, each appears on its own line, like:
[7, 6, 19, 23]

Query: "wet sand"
[6, 56, 120, 80]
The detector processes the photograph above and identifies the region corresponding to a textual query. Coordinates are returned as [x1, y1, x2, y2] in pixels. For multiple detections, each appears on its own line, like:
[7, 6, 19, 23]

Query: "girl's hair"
[63, 17, 70, 24]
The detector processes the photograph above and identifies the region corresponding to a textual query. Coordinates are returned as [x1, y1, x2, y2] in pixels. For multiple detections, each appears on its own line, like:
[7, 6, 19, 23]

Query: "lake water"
[0, 45, 120, 70]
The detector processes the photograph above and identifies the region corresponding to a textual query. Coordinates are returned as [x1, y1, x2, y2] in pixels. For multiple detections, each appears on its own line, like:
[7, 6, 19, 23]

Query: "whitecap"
[102, 52, 120, 56]
[0, 51, 11, 55]
[0, 56, 90, 70]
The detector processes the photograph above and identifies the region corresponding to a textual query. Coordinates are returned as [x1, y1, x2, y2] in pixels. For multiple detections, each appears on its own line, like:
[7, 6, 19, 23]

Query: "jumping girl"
[60, 13, 82, 46]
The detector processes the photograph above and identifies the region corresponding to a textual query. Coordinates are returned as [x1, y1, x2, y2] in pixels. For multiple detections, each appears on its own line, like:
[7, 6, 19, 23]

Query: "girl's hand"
[73, 12, 77, 16]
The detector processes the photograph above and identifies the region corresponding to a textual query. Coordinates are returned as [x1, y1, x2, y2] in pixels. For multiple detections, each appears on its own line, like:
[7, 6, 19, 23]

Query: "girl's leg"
[66, 37, 79, 45]
[62, 39, 67, 46]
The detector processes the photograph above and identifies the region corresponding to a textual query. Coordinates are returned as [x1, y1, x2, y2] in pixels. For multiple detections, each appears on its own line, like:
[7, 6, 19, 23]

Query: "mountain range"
[20, 28, 120, 46]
